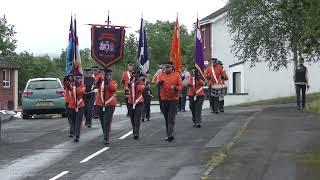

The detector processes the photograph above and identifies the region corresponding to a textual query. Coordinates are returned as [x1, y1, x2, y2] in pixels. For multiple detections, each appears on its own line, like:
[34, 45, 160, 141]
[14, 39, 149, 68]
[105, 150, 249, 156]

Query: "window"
[201, 29, 206, 49]
[3, 69, 10, 88]
[233, 72, 241, 93]
[27, 80, 61, 90]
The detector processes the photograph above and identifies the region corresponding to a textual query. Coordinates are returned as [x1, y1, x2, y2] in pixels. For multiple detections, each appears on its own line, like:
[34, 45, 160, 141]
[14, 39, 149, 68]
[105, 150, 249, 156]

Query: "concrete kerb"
[201, 110, 263, 179]
[0, 114, 14, 123]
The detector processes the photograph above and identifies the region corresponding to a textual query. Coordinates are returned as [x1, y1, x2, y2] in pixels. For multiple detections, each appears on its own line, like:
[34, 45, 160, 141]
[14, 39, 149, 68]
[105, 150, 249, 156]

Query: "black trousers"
[158, 85, 163, 113]
[142, 100, 151, 120]
[83, 93, 95, 126]
[68, 108, 84, 138]
[96, 106, 115, 140]
[296, 84, 307, 108]
[178, 87, 188, 111]
[189, 96, 204, 125]
[129, 103, 143, 137]
[210, 95, 219, 113]
[65, 103, 73, 135]
[125, 97, 130, 116]
[162, 100, 178, 138]
[219, 100, 225, 112]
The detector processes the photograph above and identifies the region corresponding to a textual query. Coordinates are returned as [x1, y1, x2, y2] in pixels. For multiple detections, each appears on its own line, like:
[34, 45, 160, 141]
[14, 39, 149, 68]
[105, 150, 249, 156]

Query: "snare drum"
[210, 84, 227, 96]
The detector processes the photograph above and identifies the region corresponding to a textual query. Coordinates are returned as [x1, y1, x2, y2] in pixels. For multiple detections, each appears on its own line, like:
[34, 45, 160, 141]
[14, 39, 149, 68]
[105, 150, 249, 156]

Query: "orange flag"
[170, 15, 182, 73]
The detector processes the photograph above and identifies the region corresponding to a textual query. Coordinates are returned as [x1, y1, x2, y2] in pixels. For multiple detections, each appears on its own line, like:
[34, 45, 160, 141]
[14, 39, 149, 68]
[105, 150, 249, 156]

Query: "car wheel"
[22, 111, 30, 119]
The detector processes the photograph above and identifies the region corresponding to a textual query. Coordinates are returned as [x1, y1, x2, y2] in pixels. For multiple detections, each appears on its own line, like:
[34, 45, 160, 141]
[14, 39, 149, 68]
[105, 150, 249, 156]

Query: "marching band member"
[205, 58, 223, 114]
[142, 75, 153, 122]
[188, 69, 205, 128]
[157, 62, 183, 142]
[63, 73, 73, 138]
[218, 61, 228, 112]
[64, 74, 86, 142]
[122, 63, 134, 117]
[94, 69, 107, 139]
[92, 66, 101, 119]
[152, 64, 165, 113]
[128, 72, 145, 140]
[179, 64, 190, 112]
[99, 68, 118, 145]
[83, 68, 96, 127]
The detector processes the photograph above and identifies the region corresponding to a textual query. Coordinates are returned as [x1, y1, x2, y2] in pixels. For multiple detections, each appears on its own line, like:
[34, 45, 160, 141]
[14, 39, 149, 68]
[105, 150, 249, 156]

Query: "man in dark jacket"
[294, 57, 310, 110]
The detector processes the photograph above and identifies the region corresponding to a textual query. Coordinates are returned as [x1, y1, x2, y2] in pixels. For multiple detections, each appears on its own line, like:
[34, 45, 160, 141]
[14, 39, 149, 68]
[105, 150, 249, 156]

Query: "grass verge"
[307, 100, 320, 113]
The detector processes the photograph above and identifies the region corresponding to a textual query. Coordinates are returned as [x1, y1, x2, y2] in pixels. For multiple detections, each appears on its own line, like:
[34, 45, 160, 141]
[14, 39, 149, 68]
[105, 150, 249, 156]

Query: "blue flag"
[65, 16, 74, 75]
[138, 18, 149, 74]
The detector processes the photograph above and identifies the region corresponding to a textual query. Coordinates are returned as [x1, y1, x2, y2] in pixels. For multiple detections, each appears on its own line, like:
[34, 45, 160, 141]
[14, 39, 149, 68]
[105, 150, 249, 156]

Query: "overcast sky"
[1, 0, 227, 57]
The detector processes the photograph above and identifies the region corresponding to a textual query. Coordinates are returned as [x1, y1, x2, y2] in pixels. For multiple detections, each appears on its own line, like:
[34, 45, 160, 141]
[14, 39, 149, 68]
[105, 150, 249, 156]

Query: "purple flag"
[195, 18, 205, 80]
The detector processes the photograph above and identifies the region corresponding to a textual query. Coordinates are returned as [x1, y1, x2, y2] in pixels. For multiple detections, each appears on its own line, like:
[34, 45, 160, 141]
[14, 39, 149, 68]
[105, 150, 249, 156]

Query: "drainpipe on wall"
[14, 69, 18, 111]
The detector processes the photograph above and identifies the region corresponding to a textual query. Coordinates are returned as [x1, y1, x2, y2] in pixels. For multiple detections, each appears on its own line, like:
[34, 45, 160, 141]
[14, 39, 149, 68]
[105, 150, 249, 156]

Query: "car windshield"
[27, 80, 61, 90]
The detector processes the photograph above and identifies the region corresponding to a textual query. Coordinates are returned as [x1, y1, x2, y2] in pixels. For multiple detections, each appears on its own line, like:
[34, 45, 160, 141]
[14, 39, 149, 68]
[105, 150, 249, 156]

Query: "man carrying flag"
[64, 16, 75, 138]
[64, 15, 85, 142]
[188, 18, 206, 128]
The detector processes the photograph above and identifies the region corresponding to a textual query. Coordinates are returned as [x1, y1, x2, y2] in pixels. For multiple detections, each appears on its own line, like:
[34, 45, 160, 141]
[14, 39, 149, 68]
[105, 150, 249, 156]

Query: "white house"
[200, 6, 320, 106]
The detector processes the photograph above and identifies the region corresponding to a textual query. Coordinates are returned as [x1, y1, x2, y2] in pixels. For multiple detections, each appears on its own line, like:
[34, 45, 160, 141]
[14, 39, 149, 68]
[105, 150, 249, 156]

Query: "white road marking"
[80, 147, 110, 163]
[119, 130, 133, 139]
[49, 171, 70, 180]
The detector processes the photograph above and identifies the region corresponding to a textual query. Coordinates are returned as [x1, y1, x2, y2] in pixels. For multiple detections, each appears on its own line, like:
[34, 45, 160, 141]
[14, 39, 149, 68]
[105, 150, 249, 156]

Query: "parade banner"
[91, 25, 126, 67]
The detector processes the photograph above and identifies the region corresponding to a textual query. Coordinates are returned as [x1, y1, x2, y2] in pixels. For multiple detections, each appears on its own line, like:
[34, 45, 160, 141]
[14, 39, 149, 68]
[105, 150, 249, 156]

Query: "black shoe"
[142, 119, 145, 122]
[168, 136, 175, 142]
[69, 134, 73, 138]
[193, 123, 197, 127]
[220, 109, 224, 112]
[104, 139, 109, 145]
[196, 124, 201, 128]
[215, 111, 219, 114]
[74, 138, 79, 142]
[134, 136, 139, 140]
[87, 125, 92, 128]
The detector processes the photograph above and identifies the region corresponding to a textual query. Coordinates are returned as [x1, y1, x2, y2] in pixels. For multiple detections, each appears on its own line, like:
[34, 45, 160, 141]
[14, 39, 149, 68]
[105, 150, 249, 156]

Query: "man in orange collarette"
[122, 63, 134, 117]
[63, 73, 73, 138]
[63, 74, 86, 142]
[128, 72, 145, 140]
[218, 61, 228, 112]
[157, 62, 183, 142]
[205, 58, 223, 114]
[188, 69, 205, 128]
[95, 68, 118, 145]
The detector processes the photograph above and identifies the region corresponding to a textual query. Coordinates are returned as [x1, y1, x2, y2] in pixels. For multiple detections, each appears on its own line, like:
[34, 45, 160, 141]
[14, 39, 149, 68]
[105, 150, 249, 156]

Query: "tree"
[0, 15, 17, 57]
[227, 0, 320, 71]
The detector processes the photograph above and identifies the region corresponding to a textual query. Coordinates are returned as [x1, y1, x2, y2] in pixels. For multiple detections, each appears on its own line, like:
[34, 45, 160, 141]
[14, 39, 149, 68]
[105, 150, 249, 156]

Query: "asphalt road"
[208, 106, 320, 180]
[0, 108, 256, 180]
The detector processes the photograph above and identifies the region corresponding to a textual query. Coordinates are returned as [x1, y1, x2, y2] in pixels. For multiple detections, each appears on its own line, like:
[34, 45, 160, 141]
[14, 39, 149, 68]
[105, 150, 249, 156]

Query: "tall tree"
[227, 0, 320, 71]
[0, 15, 17, 57]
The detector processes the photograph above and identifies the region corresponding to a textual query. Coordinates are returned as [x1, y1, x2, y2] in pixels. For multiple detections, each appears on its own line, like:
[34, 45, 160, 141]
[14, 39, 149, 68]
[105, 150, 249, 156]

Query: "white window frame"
[202, 28, 206, 49]
[3, 69, 11, 88]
